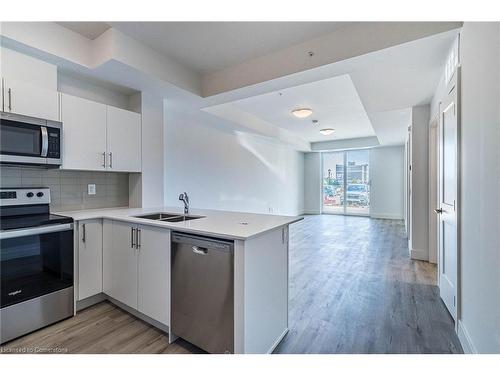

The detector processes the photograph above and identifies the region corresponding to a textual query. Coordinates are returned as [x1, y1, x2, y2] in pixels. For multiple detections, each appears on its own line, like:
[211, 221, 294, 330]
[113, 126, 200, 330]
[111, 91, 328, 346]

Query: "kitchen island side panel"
[239, 226, 289, 354]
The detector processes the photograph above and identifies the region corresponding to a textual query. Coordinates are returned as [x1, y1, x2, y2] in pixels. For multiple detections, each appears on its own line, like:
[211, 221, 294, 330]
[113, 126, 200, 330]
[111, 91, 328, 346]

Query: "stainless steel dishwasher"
[171, 232, 234, 354]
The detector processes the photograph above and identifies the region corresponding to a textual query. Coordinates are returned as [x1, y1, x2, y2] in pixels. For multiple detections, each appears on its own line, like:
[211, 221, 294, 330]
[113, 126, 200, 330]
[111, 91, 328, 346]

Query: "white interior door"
[437, 69, 460, 321]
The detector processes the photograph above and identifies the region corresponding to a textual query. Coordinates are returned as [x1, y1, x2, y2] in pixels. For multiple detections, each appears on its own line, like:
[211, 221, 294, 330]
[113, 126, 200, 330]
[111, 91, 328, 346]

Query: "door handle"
[109, 152, 113, 168]
[434, 208, 443, 214]
[136, 228, 141, 250]
[82, 223, 86, 243]
[192, 246, 208, 255]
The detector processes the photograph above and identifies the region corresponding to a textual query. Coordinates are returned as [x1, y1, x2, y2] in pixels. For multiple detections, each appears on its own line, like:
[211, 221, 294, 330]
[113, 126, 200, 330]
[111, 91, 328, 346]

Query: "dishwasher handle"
[192, 246, 208, 255]
[172, 232, 234, 254]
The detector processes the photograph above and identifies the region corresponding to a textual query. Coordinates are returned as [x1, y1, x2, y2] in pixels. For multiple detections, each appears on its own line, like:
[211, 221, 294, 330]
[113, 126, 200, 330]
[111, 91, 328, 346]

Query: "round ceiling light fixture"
[319, 128, 335, 136]
[291, 108, 313, 118]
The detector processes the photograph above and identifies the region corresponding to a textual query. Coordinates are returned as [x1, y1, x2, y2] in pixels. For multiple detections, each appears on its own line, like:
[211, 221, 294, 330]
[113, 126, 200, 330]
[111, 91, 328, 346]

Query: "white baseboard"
[302, 210, 320, 215]
[458, 320, 478, 354]
[410, 248, 429, 261]
[370, 213, 404, 220]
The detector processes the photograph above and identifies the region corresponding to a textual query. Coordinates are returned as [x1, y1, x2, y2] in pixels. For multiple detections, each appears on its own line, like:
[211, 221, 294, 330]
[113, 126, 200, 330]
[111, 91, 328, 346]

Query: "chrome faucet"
[179, 192, 189, 214]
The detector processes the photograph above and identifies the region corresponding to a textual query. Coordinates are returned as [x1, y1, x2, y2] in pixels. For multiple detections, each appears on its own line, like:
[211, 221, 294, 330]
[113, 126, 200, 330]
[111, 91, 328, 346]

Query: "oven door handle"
[41, 126, 49, 157]
[0, 223, 73, 240]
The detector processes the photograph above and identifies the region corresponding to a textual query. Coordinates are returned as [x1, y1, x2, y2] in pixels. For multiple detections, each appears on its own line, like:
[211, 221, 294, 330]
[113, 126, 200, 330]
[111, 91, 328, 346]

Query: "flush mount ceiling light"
[291, 108, 313, 118]
[319, 128, 335, 135]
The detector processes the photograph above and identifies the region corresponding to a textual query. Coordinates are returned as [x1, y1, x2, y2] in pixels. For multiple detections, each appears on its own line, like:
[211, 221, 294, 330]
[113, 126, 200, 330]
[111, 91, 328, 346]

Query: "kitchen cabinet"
[2, 78, 59, 121]
[106, 106, 142, 172]
[78, 219, 103, 301]
[103, 220, 138, 309]
[102, 220, 170, 325]
[60, 94, 107, 171]
[60, 93, 141, 172]
[137, 224, 170, 326]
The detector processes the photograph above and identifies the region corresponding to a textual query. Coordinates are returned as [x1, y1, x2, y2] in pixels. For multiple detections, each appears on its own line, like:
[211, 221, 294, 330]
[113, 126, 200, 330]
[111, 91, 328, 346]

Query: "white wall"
[409, 105, 430, 260]
[457, 22, 500, 354]
[304, 153, 322, 214]
[164, 103, 305, 216]
[58, 72, 134, 110]
[369, 146, 405, 220]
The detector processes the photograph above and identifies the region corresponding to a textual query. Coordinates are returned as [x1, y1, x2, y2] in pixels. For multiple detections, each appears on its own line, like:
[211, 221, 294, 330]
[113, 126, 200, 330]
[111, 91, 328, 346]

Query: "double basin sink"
[133, 212, 205, 223]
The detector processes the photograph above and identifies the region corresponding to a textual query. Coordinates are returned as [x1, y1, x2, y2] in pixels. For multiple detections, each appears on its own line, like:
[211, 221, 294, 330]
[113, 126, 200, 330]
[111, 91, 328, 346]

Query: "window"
[322, 149, 370, 215]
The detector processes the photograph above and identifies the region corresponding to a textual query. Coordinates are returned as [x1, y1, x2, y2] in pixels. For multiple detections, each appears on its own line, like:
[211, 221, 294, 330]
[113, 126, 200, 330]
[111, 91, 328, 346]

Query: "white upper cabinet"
[60, 94, 142, 172]
[2, 78, 60, 121]
[1, 47, 59, 121]
[106, 106, 142, 172]
[61, 93, 107, 170]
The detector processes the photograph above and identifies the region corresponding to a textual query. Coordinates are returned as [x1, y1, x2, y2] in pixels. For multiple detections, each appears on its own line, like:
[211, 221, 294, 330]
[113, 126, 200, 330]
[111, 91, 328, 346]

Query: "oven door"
[0, 223, 74, 309]
[0, 112, 48, 165]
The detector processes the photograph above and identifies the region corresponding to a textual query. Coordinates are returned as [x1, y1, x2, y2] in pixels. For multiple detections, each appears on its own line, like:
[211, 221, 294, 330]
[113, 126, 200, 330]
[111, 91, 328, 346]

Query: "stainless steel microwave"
[0, 112, 62, 167]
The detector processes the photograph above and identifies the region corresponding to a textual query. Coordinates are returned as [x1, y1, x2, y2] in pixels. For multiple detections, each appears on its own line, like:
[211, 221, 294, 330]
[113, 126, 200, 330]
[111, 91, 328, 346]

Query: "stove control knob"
[26, 192, 34, 198]
[36, 192, 44, 198]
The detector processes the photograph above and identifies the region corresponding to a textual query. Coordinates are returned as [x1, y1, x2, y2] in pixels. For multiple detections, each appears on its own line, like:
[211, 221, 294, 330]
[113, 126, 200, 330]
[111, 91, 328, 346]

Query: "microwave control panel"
[47, 127, 60, 159]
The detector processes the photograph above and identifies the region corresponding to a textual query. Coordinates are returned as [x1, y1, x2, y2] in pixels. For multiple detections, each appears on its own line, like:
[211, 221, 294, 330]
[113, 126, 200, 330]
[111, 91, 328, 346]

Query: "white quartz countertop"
[55, 206, 303, 240]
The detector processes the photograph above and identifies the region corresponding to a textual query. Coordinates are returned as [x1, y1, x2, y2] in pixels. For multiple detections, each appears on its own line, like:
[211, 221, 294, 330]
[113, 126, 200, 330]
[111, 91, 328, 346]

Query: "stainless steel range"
[0, 187, 74, 344]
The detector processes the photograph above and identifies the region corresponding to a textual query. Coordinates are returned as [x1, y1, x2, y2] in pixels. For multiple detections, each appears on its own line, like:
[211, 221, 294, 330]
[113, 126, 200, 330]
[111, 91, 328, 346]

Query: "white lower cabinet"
[103, 220, 138, 309]
[102, 220, 170, 325]
[137, 225, 170, 326]
[77, 219, 103, 301]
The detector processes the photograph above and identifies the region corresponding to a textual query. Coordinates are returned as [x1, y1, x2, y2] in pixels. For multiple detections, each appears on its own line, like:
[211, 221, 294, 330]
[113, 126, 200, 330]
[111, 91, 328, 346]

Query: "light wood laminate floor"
[1, 215, 462, 354]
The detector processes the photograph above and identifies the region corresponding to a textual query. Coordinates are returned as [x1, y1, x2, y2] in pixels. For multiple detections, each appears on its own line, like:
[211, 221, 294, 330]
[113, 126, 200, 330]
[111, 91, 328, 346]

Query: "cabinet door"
[137, 226, 170, 326]
[78, 219, 103, 301]
[106, 106, 141, 172]
[103, 220, 138, 309]
[3, 78, 59, 121]
[60, 93, 107, 171]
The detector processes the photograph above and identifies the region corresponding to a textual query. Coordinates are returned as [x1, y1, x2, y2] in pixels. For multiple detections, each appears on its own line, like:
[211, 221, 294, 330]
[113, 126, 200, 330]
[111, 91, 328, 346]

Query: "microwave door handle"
[41, 126, 48, 157]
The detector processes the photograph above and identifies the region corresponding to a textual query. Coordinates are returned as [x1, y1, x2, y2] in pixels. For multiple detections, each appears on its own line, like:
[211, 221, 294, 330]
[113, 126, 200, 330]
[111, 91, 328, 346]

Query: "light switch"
[87, 184, 96, 195]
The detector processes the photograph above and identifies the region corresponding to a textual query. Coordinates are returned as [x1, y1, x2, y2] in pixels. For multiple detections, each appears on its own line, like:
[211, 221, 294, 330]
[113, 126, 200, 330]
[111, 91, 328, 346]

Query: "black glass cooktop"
[0, 213, 73, 231]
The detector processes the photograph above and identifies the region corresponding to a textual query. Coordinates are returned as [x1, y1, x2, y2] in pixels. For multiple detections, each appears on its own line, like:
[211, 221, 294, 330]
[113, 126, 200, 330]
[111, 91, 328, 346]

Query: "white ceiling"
[56, 22, 110, 40]
[57, 22, 354, 74]
[228, 74, 375, 143]
[202, 30, 457, 146]
[54, 22, 457, 148]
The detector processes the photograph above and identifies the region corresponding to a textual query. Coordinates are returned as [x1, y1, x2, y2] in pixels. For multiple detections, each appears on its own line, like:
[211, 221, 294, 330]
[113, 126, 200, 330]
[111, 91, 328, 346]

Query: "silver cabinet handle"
[136, 228, 141, 249]
[7, 88, 12, 111]
[82, 223, 86, 243]
[109, 152, 113, 168]
[102, 152, 106, 168]
[192, 246, 208, 255]
[131, 227, 136, 248]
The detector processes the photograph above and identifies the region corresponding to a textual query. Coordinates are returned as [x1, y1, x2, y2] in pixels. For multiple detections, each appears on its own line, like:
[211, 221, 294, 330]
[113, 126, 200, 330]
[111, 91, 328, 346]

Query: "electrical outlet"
[87, 184, 96, 195]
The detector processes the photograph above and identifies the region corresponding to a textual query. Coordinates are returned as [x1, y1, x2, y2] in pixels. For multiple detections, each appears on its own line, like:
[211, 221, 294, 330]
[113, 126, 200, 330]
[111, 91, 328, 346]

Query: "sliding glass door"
[322, 149, 370, 215]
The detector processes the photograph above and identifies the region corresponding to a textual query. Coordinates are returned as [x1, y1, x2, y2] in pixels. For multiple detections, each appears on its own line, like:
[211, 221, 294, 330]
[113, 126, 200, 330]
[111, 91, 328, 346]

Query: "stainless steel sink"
[163, 215, 204, 223]
[134, 213, 180, 220]
[133, 212, 204, 223]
